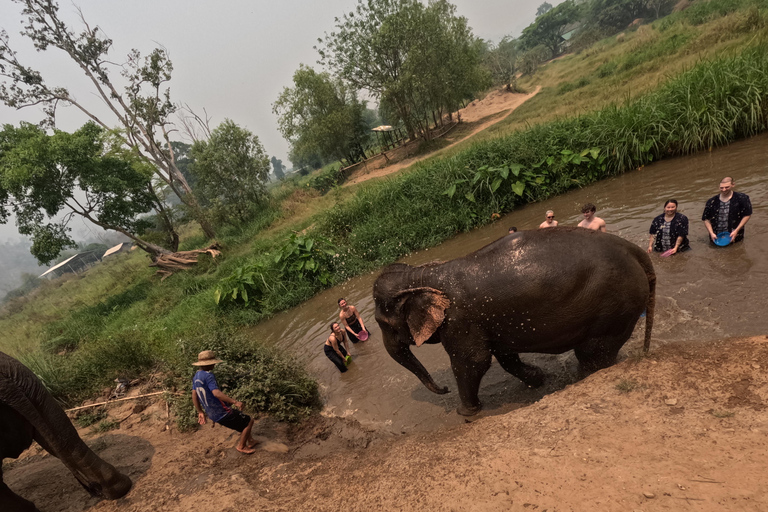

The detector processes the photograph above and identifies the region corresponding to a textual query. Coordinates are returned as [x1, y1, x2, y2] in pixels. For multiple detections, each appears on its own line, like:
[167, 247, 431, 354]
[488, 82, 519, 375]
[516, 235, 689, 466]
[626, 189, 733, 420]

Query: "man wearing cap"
[702, 177, 752, 244]
[191, 350, 257, 454]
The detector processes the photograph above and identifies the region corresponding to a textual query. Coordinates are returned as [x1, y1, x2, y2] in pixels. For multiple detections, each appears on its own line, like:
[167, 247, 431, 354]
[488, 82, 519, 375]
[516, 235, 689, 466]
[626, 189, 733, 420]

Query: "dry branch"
[148, 243, 222, 280]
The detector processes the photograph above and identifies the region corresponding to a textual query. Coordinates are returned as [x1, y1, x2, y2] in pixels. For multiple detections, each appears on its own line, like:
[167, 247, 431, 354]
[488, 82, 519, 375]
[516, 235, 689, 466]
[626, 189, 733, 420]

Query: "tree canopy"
[317, 0, 488, 140]
[270, 156, 286, 181]
[520, 0, 582, 57]
[273, 65, 370, 167]
[189, 120, 270, 226]
[0, 122, 168, 264]
[0, 0, 215, 239]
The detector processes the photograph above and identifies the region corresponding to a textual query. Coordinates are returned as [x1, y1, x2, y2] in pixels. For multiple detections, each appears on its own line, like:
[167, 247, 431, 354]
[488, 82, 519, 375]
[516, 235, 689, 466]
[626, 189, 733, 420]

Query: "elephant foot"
[517, 365, 545, 388]
[457, 403, 482, 416]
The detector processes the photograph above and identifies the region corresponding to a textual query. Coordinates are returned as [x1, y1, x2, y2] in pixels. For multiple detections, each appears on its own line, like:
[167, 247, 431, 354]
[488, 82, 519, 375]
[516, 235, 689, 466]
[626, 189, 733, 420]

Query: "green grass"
[3, 2, 768, 424]
[615, 379, 639, 393]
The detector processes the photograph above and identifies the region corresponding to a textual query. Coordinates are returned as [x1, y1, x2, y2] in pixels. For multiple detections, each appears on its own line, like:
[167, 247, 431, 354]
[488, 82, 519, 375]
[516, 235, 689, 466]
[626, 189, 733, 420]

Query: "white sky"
[0, 0, 548, 242]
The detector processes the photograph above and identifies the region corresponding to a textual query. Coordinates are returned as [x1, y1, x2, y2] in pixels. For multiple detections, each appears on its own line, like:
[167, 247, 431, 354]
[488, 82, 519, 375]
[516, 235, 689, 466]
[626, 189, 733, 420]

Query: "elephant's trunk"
[384, 340, 449, 395]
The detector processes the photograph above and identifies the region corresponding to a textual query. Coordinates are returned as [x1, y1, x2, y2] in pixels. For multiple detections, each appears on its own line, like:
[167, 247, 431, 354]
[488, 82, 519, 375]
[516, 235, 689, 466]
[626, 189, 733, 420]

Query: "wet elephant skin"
[373, 227, 656, 416]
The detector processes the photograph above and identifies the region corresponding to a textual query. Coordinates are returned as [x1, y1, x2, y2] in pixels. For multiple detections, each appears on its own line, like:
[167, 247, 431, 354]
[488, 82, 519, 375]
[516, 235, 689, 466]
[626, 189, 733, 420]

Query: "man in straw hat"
[191, 350, 258, 454]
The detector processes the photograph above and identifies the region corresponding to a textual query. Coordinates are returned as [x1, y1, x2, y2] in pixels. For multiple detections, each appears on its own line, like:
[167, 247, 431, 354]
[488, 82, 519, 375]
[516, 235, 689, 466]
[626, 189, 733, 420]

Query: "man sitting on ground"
[191, 350, 258, 454]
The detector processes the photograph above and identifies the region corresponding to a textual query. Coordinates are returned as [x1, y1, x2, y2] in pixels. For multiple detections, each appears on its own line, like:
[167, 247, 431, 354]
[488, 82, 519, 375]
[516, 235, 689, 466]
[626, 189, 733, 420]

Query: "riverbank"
[6, 335, 767, 511]
[2, 2, 768, 418]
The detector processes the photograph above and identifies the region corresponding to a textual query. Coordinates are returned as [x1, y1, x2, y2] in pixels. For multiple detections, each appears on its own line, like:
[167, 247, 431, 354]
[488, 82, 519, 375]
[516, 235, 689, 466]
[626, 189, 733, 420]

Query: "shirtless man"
[577, 203, 606, 232]
[539, 210, 558, 229]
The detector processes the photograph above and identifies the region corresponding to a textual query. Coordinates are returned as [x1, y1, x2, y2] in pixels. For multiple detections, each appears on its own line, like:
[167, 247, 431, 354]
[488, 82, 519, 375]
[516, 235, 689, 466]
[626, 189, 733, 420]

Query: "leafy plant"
[274, 233, 336, 285]
[93, 419, 120, 433]
[76, 409, 106, 428]
[214, 261, 271, 306]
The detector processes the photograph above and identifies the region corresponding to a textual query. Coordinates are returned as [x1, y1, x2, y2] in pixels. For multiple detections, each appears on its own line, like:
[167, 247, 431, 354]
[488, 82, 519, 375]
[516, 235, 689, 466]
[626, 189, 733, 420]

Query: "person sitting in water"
[338, 298, 368, 343]
[539, 210, 558, 229]
[508, 226, 518, 234]
[702, 176, 752, 244]
[577, 203, 607, 232]
[324, 322, 351, 373]
[648, 199, 690, 255]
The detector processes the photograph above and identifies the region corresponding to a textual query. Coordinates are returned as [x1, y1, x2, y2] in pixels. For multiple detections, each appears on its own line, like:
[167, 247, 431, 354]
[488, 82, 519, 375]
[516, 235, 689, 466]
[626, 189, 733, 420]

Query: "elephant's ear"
[397, 287, 450, 347]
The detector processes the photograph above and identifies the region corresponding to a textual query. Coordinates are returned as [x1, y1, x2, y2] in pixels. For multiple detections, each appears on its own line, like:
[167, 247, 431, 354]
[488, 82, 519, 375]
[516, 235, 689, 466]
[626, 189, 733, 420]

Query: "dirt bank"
[5, 336, 768, 511]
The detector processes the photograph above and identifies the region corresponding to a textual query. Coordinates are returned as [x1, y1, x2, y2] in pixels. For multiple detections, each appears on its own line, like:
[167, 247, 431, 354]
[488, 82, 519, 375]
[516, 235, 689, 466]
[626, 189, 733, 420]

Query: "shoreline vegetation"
[2, 2, 768, 425]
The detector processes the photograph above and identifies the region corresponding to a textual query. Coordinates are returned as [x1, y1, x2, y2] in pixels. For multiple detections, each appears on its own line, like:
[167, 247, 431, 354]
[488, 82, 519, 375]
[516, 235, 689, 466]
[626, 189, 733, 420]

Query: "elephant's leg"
[574, 333, 628, 371]
[449, 350, 492, 416]
[491, 346, 545, 388]
[1, 468, 40, 512]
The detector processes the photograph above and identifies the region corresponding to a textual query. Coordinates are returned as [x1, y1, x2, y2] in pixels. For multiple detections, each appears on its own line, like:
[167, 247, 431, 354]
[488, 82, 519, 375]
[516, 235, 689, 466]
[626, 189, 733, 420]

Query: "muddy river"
[253, 134, 768, 434]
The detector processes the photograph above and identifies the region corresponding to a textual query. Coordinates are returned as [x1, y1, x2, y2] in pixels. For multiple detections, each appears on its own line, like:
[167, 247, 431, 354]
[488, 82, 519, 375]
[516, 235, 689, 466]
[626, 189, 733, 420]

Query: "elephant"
[0, 351, 132, 512]
[373, 227, 656, 416]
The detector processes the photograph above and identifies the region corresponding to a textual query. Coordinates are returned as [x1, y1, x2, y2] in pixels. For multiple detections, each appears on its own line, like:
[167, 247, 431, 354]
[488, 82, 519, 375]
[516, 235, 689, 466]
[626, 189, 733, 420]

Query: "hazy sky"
[0, 0, 547, 242]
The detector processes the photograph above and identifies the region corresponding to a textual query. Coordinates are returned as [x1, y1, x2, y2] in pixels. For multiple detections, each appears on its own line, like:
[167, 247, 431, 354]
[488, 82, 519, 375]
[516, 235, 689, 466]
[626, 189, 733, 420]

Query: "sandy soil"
[344, 86, 541, 187]
[5, 335, 768, 512]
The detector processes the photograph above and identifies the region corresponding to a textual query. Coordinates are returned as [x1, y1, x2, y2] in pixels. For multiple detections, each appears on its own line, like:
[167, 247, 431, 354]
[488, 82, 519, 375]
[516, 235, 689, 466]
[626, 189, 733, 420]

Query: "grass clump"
[93, 419, 120, 433]
[615, 379, 639, 393]
[710, 409, 736, 418]
[75, 409, 106, 428]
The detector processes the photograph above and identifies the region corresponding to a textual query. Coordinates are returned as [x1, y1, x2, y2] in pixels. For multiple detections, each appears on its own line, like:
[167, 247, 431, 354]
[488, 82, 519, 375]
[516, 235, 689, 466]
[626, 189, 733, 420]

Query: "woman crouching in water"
[324, 322, 351, 373]
[648, 199, 690, 255]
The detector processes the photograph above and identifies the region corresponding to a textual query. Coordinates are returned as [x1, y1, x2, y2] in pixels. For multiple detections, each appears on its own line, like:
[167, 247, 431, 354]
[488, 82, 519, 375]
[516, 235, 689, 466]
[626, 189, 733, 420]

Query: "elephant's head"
[373, 265, 451, 395]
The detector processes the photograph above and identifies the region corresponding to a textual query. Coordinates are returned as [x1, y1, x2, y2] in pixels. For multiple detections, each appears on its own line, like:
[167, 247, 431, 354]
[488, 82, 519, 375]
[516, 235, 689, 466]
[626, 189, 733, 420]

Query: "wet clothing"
[217, 409, 252, 432]
[649, 212, 690, 252]
[343, 312, 365, 343]
[192, 370, 231, 423]
[324, 341, 349, 373]
[702, 191, 752, 243]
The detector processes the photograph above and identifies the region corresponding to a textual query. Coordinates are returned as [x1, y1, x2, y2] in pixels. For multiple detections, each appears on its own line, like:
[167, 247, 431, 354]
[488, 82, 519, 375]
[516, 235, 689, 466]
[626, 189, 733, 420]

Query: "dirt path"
[6, 335, 767, 511]
[344, 86, 541, 187]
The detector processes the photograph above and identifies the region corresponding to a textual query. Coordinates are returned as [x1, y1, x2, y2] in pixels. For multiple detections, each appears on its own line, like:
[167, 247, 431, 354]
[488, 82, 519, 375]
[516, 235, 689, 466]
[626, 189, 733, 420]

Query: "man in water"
[508, 226, 518, 234]
[539, 210, 558, 229]
[702, 177, 752, 244]
[577, 203, 606, 232]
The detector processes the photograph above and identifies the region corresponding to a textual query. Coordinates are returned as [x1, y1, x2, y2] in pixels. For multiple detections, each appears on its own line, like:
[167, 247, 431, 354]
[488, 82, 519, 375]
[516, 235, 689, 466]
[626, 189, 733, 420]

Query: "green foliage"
[93, 419, 120, 433]
[76, 409, 106, 428]
[0, 122, 156, 264]
[307, 164, 345, 194]
[273, 65, 371, 167]
[190, 119, 271, 226]
[558, 77, 591, 93]
[481, 36, 519, 87]
[274, 233, 337, 285]
[520, 0, 582, 56]
[214, 261, 271, 307]
[318, 0, 488, 138]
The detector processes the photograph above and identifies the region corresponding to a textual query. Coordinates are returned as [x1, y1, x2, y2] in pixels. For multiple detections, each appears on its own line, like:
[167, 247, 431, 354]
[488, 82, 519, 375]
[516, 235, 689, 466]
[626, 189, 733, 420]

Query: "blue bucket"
[714, 232, 731, 247]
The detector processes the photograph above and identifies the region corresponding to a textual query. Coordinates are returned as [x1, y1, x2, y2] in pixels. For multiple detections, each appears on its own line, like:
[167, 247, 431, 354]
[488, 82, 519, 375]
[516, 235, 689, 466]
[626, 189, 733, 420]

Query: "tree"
[0, 122, 170, 264]
[274, 65, 370, 166]
[520, 0, 582, 56]
[586, 0, 649, 32]
[536, 2, 554, 17]
[189, 120, 270, 226]
[481, 36, 519, 88]
[0, 0, 215, 239]
[317, 0, 487, 141]
[270, 156, 286, 181]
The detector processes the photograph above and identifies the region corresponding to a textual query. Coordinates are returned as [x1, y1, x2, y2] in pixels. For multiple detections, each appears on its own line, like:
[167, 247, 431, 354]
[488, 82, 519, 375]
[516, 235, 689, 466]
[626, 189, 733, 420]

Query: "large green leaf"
[511, 181, 525, 196]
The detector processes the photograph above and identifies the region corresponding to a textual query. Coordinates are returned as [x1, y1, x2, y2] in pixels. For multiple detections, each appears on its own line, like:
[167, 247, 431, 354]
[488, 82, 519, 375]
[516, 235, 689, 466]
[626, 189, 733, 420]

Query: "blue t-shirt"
[192, 370, 231, 423]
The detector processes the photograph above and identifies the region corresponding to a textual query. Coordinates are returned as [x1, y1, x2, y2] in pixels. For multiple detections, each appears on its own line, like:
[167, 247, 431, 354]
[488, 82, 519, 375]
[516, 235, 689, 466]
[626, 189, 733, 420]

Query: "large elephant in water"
[373, 227, 656, 416]
[0, 351, 132, 512]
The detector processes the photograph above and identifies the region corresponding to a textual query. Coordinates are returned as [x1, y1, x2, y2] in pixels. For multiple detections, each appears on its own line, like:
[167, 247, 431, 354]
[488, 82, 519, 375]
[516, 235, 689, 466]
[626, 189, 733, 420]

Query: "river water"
[252, 134, 768, 434]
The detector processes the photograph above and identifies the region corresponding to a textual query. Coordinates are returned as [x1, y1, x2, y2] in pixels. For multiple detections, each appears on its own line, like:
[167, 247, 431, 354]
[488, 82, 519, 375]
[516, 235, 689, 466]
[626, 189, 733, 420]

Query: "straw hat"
[192, 350, 223, 366]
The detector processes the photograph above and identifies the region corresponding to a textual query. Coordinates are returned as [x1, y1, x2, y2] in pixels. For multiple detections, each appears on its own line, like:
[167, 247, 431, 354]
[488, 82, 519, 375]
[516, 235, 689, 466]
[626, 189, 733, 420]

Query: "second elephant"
[0, 351, 132, 512]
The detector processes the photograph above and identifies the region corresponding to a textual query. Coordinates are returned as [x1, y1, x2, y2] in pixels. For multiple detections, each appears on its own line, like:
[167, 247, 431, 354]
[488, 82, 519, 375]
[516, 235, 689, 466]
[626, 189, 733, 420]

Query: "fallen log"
[148, 242, 222, 280]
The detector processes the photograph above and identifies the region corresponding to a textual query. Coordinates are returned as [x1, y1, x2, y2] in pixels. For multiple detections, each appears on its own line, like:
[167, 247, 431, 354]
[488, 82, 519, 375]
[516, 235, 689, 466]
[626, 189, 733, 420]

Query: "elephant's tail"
[643, 263, 656, 353]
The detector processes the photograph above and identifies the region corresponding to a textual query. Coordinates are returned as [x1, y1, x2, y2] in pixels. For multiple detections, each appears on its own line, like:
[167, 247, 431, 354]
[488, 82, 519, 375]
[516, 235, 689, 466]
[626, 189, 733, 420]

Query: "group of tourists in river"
[537, 176, 752, 256]
[189, 178, 753, 453]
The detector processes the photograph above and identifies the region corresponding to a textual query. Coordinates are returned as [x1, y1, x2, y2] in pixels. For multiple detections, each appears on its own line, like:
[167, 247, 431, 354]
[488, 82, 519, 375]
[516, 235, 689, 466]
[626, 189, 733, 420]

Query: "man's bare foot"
[236, 445, 256, 454]
[246, 438, 259, 449]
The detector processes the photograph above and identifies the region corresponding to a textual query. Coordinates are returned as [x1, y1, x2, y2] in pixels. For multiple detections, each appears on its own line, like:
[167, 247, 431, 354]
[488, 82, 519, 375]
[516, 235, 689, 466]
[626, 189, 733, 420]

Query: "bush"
[307, 163, 345, 194]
